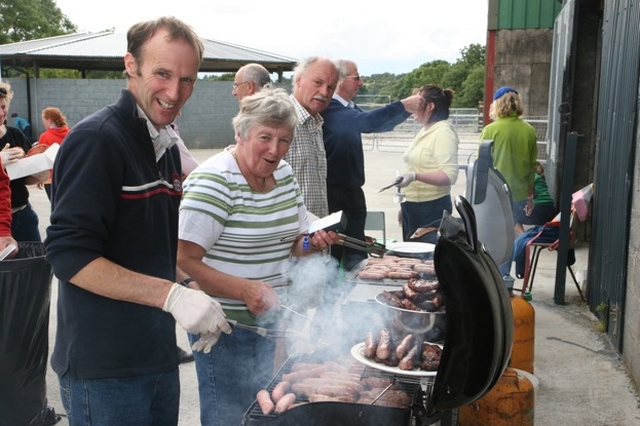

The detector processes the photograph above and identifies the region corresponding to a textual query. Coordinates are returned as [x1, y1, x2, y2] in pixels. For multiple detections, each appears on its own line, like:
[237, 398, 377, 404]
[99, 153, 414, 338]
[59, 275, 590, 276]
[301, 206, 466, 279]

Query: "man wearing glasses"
[232, 63, 271, 103]
[321, 59, 424, 271]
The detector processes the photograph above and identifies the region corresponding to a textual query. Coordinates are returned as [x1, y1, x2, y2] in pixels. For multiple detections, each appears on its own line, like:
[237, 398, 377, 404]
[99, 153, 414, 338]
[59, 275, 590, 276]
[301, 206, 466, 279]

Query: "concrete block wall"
[492, 28, 555, 117]
[3, 78, 282, 149]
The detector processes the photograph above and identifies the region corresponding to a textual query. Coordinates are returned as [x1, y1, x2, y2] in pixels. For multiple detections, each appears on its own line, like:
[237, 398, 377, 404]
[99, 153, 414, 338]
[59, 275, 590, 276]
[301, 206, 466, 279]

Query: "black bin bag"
[0, 242, 60, 425]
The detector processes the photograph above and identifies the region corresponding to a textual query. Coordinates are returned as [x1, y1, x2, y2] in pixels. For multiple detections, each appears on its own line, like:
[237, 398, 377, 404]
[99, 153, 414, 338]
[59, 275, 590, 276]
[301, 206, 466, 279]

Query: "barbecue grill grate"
[241, 351, 425, 426]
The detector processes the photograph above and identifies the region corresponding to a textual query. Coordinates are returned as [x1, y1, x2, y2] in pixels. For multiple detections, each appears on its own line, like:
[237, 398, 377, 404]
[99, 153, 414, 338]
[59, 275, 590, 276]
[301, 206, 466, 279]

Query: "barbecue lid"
[428, 195, 514, 414]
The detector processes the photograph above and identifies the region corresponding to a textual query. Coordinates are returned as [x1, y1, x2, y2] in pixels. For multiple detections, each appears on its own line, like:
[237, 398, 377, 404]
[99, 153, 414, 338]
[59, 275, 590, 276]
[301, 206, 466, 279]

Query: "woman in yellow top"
[396, 84, 459, 243]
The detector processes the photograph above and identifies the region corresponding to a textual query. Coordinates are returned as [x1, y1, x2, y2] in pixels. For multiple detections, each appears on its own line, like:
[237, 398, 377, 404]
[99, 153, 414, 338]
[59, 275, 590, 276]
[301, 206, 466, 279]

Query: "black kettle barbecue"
[241, 195, 514, 425]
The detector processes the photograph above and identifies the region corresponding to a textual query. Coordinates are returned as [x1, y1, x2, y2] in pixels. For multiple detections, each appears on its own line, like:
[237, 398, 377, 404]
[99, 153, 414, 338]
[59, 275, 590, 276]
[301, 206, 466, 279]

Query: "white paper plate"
[385, 242, 435, 255]
[350, 342, 439, 377]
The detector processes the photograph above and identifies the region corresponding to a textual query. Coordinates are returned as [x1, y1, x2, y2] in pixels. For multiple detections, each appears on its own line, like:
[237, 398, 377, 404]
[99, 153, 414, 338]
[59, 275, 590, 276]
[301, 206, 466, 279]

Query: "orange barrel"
[509, 291, 535, 374]
[458, 368, 535, 426]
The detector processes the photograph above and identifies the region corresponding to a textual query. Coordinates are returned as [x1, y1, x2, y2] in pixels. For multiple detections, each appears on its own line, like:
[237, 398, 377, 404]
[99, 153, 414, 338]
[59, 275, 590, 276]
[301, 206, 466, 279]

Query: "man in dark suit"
[321, 59, 424, 270]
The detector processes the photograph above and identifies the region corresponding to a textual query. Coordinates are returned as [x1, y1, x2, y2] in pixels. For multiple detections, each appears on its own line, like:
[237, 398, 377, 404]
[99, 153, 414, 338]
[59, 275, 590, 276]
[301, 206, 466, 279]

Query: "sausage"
[274, 392, 297, 414]
[322, 361, 349, 374]
[289, 362, 322, 372]
[363, 331, 378, 358]
[302, 378, 363, 394]
[358, 270, 387, 280]
[400, 298, 423, 311]
[271, 381, 291, 404]
[375, 328, 391, 360]
[413, 263, 436, 275]
[309, 393, 357, 403]
[256, 389, 275, 415]
[402, 282, 419, 301]
[291, 382, 317, 398]
[395, 334, 416, 359]
[408, 278, 439, 292]
[281, 367, 323, 383]
[315, 384, 359, 400]
[431, 292, 445, 308]
[398, 344, 419, 370]
[387, 270, 418, 280]
[376, 351, 400, 366]
[379, 291, 403, 308]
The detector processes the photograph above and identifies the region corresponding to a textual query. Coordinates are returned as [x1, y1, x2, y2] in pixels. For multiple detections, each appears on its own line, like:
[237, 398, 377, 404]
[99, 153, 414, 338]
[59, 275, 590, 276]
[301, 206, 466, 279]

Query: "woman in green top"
[514, 162, 557, 234]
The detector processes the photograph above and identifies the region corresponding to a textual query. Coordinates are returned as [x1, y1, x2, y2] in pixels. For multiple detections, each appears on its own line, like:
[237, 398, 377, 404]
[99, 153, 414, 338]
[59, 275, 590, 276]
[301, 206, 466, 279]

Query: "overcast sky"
[54, 0, 489, 76]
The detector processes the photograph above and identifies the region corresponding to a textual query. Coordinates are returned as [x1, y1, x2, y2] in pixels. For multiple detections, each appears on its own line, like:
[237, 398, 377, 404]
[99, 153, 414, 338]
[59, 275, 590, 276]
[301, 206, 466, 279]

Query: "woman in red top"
[37, 107, 70, 200]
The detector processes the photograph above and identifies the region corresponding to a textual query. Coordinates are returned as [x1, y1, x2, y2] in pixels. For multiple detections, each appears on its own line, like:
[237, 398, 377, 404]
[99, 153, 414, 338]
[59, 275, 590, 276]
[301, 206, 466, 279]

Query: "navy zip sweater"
[45, 90, 183, 379]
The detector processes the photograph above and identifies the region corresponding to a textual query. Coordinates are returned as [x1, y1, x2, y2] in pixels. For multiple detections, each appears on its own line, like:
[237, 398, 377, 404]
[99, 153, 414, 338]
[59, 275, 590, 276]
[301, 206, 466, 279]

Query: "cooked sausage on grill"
[387, 270, 418, 280]
[274, 392, 297, 414]
[431, 292, 445, 308]
[400, 298, 422, 311]
[315, 384, 359, 400]
[363, 331, 378, 358]
[291, 382, 317, 398]
[256, 389, 275, 415]
[309, 393, 358, 403]
[376, 351, 400, 367]
[358, 269, 387, 280]
[322, 360, 350, 374]
[398, 344, 420, 370]
[289, 362, 323, 372]
[408, 278, 439, 293]
[395, 333, 416, 359]
[375, 328, 391, 360]
[281, 367, 323, 383]
[271, 381, 290, 404]
[379, 291, 403, 308]
[402, 282, 419, 301]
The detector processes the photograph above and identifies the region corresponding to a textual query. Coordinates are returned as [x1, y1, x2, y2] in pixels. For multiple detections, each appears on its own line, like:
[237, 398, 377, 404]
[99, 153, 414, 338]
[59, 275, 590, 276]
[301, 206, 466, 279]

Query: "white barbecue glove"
[163, 283, 232, 351]
[191, 332, 222, 354]
[0, 145, 23, 166]
[397, 172, 416, 188]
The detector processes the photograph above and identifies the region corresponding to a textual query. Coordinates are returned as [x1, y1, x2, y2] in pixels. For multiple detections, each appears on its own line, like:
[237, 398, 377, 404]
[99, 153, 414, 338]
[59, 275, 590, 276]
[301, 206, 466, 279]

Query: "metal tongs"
[336, 233, 386, 258]
[227, 319, 292, 338]
[378, 176, 404, 193]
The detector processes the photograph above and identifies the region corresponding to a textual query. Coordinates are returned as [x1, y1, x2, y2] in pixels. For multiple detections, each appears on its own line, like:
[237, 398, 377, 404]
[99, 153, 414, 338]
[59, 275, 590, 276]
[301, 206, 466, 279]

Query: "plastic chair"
[522, 211, 586, 302]
[364, 211, 387, 244]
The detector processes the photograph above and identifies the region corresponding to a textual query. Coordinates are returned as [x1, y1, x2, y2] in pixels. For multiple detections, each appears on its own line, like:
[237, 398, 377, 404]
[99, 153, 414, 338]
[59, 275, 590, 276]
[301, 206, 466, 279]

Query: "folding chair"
[364, 211, 389, 245]
[522, 210, 585, 302]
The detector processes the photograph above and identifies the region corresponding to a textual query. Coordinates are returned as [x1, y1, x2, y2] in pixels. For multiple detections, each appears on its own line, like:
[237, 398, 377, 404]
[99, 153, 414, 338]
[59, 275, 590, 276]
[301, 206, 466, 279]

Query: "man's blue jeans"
[58, 369, 180, 425]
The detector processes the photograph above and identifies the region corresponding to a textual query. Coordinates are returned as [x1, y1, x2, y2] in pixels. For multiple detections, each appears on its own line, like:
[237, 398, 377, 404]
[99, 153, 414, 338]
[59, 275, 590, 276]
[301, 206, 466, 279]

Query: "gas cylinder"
[458, 368, 535, 426]
[509, 291, 535, 374]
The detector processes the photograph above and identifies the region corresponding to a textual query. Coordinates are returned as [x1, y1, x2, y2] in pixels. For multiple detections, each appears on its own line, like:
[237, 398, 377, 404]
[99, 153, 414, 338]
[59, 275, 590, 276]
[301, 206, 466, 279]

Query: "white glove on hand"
[0, 146, 23, 166]
[397, 172, 416, 188]
[163, 283, 232, 351]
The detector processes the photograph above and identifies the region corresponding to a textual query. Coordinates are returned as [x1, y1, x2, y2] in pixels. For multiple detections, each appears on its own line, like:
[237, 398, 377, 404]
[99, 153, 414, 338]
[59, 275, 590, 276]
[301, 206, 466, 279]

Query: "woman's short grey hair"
[233, 87, 298, 140]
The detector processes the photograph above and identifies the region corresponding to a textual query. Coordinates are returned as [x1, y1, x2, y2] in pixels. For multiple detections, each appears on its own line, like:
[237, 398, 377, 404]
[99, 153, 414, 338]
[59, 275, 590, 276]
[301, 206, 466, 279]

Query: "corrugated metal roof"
[0, 31, 297, 74]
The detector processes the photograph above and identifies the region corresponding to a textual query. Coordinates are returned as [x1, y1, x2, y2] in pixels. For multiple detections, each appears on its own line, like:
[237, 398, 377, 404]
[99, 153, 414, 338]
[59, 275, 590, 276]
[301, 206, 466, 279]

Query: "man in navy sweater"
[322, 59, 424, 270]
[44, 17, 230, 424]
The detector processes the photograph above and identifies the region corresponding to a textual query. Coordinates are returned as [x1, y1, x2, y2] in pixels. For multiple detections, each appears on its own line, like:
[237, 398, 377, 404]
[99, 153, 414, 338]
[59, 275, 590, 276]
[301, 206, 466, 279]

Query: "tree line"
[0, 0, 485, 108]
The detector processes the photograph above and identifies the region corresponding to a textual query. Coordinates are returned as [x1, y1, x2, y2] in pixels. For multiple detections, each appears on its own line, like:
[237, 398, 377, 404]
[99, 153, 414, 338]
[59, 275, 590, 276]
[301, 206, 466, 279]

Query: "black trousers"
[327, 185, 368, 271]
